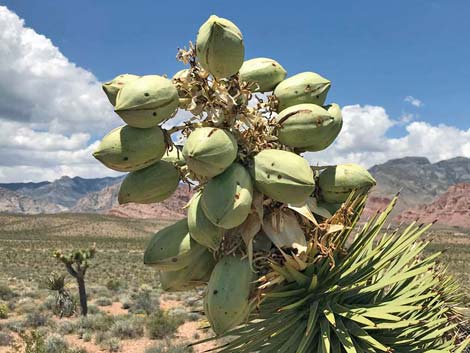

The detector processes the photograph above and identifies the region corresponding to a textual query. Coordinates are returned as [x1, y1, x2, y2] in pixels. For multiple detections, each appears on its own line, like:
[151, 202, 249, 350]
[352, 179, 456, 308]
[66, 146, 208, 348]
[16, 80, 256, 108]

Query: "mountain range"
[0, 156, 469, 227]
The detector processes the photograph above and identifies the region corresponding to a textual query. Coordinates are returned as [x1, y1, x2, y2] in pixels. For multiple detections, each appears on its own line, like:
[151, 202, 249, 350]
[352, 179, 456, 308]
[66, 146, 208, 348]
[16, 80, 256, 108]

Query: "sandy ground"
[0, 299, 216, 353]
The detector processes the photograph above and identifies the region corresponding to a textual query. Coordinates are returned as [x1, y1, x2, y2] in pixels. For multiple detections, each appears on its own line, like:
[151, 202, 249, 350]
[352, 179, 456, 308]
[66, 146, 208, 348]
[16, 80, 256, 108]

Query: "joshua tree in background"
[53, 244, 95, 316]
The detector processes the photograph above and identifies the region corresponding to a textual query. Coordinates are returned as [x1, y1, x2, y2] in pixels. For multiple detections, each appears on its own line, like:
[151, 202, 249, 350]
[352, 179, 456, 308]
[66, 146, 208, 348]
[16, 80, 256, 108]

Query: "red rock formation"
[107, 184, 192, 220]
[396, 183, 470, 229]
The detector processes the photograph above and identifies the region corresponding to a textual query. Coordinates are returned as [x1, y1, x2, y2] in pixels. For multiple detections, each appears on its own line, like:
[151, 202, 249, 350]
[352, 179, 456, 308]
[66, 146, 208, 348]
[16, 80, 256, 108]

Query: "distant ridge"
[1, 156, 469, 228]
[368, 156, 470, 210]
[0, 175, 124, 209]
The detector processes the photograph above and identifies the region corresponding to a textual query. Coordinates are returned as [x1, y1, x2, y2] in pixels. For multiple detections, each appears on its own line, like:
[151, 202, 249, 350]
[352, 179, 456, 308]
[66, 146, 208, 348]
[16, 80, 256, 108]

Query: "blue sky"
[0, 1, 469, 182]
[5, 0, 470, 131]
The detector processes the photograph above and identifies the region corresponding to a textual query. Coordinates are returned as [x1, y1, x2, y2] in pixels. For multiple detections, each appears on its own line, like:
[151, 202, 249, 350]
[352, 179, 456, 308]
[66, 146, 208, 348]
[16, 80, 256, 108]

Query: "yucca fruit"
[92, 14, 469, 353]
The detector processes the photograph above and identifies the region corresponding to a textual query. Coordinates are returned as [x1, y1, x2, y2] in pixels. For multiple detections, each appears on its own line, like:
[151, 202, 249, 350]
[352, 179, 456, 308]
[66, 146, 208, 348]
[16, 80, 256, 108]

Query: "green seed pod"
[201, 163, 253, 229]
[182, 127, 238, 178]
[318, 163, 377, 203]
[239, 58, 287, 92]
[118, 161, 179, 204]
[188, 191, 224, 250]
[204, 256, 253, 335]
[276, 103, 342, 151]
[251, 149, 314, 205]
[274, 72, 331, 111]
[161, 145, 186, 166]
[159, 250, 216, 292]
[114, 75, 179, 128]
[172, 69, 190, 81]
[102, 74, 140, 106]
[196, 15, 245, 79]
[143, 219, 206, 271]
[93, 125, 165, 172]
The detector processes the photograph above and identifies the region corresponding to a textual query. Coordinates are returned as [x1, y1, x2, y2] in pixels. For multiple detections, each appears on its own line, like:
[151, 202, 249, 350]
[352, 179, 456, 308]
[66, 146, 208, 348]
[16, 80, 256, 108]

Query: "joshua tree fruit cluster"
[94, 15, 468, 353]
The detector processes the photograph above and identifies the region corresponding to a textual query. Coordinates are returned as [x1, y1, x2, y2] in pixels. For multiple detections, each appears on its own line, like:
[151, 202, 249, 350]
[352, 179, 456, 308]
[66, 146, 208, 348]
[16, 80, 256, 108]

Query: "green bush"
[45, 334, 69, 353]
[8, 330, 47, 353]
[78, 313, 115, 332]
[82, 331, 93, 342]
[0, 303, 8, 319]
[106, 279, 124, 292]
[146, 310, 180, 339]
[128, 287, 159, 315]
[168, 307, 189, 325]
[100, 337, 121, 352]
[110, 316, 144, 339]
[95, 297, 113, 307]
[58, 320, 76, 335]
[6, 319, 25, 333]
[0, 283, 15, 300]
[87, 304, 100, 314]
[25, 311, 49, 328]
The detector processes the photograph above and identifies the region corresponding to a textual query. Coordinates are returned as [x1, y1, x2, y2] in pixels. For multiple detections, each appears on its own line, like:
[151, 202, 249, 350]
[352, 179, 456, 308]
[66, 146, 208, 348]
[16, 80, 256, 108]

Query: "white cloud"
[0, 6, 196, 183]
[404, 96, 423, 108]
[0, 6, 468, 183]
[0, 6, 123, 182]
[305, 104, 470, 168]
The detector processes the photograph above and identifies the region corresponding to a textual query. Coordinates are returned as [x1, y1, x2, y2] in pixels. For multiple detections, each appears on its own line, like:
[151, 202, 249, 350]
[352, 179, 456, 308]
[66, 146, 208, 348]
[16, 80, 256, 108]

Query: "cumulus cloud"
[0, 6, 123, 182]
[0, 6, 468, 183]
[404, 96, 423, 108]
[305, 104, 470, 168]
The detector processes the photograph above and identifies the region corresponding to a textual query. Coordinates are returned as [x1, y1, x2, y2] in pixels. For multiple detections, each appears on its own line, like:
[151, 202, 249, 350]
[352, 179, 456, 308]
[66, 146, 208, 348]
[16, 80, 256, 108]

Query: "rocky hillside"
[107, 186, 191, 219]
[396, 183, 470, 228]
[0, 175, 123, 209]
[0, 187, 65, 214]
[72, 183, 120, 213]
[368, 156, 470, 211]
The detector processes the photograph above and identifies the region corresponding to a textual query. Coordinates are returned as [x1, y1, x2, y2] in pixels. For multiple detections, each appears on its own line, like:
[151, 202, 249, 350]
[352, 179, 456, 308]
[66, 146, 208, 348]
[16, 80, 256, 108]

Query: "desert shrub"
[58, 320, 76, 335]
[41, 295, 56, 311]
[0, 303, 8, 319]
[100, 337, 121, 352]
[82, 331, 93, 342]
[146, 310, 180, 339]
[16, 299, 38, 314]
[25, 311, 49, 328]
[8, 330, 47, 353]
[45, 334, 69, 353]
[106, 279, 124, 292]
[128, 287, 159, 315]
[110, 316, 144, 339]
[145, 341, 193, 353]
[94, 331, 111, 345]
[0, 283, 15, 300]
[88, 285, 110, 299]
[87, 304, 100, 314]
[78, 313, 115, 332]
[0, 331, 13, 346]
[6, 319, 25, 332]
[95, 297, 112, 307]
[168, 307, 189, 325]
